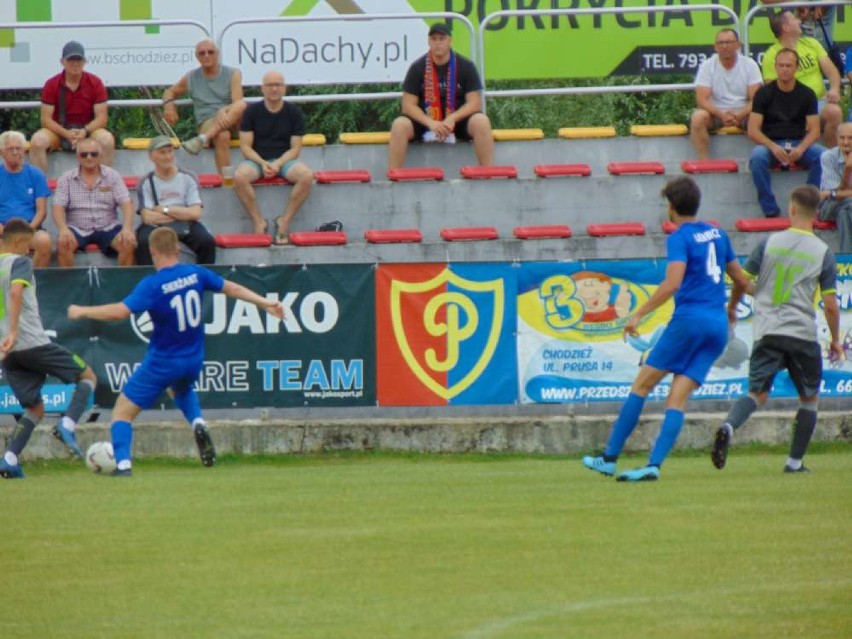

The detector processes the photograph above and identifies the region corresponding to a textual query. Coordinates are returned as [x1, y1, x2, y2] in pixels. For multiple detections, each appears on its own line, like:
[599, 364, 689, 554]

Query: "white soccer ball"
[85, 441, 117, 474]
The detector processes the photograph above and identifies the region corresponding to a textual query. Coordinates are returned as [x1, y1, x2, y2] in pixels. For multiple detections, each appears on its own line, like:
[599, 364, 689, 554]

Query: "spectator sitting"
[690, 28, 762, 159]
[748, 48, 824, 218]
[235, 70, 313, 244]
[29, 41, 115, 175]
[135, 136, 216, 265]
[0, 131, 52, 267]
[162, 39, 247, 176]
[762, 10, 842, 147]
[51, 138, 136, 267]
[818, 121, 852, 254]
[388, 23, 494, 170]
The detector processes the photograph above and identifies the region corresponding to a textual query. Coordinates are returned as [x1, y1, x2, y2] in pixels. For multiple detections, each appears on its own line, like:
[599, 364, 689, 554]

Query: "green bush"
[0, 76, 697, 141]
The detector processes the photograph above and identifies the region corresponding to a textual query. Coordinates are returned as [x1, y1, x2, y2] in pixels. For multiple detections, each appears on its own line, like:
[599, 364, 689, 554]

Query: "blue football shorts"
[645, 315, 728, 385]
[122, 352, 204, 409]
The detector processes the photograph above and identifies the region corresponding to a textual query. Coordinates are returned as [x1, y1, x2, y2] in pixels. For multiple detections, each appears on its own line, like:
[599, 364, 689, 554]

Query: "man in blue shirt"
[582, 177, 754, 482]
[0, 131, 52, 267]
[68, 226, 284, 475]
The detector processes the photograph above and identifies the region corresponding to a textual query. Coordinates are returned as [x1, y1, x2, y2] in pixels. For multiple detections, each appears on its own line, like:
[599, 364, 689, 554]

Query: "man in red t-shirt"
[29, 41, 115, 175]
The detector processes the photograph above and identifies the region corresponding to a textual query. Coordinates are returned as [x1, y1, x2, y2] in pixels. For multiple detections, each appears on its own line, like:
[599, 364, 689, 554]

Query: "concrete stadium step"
[42, 136, 757, 182]
[68, 228, 827, 268]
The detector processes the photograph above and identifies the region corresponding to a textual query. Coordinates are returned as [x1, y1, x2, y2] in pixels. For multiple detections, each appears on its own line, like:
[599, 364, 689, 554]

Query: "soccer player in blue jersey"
[582, 177, 754, 482]
[68, 227, 284, 476]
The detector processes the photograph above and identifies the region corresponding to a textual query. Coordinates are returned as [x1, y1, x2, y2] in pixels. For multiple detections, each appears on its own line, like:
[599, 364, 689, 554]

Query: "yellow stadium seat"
[558, 126, 617, 139]
[122, 137, 179, 150]
[492, 128, 545, 141]
[630, 124, 688, 137]
[716, 126, 745, 135]
[228, 133, 326, 147]
[339, 132, 391, 145]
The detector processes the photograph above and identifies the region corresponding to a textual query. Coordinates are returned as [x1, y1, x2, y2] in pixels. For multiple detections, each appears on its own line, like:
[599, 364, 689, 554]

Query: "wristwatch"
[830, 191, 837, 200]
[162, 206, 170, 215]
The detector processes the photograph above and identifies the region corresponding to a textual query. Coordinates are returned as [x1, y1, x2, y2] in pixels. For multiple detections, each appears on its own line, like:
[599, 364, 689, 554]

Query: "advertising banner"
[517, 259, 852, 404]
[2, 1, 849, 89]
[34, 264, 376, 410]
[376, 263, 517, 406]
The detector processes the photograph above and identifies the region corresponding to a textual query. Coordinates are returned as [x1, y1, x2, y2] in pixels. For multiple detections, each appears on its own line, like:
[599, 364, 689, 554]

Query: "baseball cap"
[62, 41, 85, 60]
[428, 23, 451, 36]
[148, 135, 174, 151]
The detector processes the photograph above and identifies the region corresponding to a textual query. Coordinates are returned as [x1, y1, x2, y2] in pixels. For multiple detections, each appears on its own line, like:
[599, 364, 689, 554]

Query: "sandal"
[273, 216, 289, 245]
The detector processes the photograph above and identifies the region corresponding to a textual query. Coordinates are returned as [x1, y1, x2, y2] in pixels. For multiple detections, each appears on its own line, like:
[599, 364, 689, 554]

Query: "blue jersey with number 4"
[122, 263, 225, 358]
[667, 221, 736, 320]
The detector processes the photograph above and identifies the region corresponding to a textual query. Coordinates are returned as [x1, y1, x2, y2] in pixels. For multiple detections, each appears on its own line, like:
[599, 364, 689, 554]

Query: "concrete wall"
[10, 410, 851, 460]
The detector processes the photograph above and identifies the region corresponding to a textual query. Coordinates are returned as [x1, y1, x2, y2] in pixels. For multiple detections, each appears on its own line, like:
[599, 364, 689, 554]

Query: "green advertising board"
[38, 265, 376, 410]
[408, 0, 850, 78]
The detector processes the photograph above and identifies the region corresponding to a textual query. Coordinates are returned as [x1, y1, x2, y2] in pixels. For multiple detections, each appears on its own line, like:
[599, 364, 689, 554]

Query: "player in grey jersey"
[712, 186, 843, 474]
[0, 219, 97, 479]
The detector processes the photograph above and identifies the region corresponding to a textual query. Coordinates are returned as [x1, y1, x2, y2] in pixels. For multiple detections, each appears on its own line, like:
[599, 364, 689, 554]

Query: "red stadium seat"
[289, 231, 348, 246]
[364, 229, 423, 243]
[83, 243, 100, 253]
[214, 233, 272, 248]
[198, 173, 223, 188]
[607, 162, 665, 176]
[681, 159, 738, 174]
[48, 178, 58, 191]
[387, 167, 445, 182]
[123, 176, 139, 189]
[662, 220, 720, 234]
[587, 222, 646, 237]
[315, 169, 371, 184]
[440, 226, 499, 241]
[460, 165, 517, 179]
[514, 225, 572, 239]
[813, 219, 837, 231]
[533, 164, 591, 178]
[735, 218, 790, 232]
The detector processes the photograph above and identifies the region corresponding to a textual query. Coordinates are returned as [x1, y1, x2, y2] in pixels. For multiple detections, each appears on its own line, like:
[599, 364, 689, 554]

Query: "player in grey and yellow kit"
[712, 186, 844, 473]
[0, 218, 97, 478]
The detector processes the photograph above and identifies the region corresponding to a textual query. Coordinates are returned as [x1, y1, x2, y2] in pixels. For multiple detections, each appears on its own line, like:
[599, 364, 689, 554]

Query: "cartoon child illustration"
[572, 271, 631, 323]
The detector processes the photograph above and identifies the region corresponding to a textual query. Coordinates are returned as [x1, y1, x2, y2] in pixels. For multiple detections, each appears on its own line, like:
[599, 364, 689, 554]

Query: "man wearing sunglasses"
[29, 41, 115, 176]
[162, 40, 247, 176]
[51, 139, 136, 267]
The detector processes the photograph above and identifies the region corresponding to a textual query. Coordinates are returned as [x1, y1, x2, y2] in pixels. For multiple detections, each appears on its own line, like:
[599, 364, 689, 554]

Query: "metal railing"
[0, 19, 210, 111]
[477, 4, 739, 111]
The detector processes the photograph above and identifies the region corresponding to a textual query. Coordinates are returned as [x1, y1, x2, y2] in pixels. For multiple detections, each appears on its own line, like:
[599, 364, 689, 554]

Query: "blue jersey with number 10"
[667, 221, 736, 320]
[122, 263, 225, 358]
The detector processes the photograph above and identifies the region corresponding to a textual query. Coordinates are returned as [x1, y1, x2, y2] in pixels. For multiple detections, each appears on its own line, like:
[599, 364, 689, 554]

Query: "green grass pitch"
[2, 447, 850, 638]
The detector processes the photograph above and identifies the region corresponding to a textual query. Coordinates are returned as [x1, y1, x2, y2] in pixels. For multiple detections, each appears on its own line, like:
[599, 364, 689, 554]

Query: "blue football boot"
[0, 458, 25, 479]
[582, 455, 616, 477]
[616, 466, 660, 482]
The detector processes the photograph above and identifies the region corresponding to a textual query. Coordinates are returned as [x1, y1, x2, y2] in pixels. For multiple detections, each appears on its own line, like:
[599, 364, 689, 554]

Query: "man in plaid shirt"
[52, 138, 136, 267]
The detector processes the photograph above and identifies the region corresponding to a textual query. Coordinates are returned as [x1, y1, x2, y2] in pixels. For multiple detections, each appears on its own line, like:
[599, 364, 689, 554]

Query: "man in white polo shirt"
[690, 28, 762, 159]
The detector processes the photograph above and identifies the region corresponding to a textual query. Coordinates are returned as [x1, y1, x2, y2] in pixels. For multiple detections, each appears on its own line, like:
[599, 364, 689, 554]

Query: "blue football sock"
[173, 389, 203, 426]
[604, 392, 646, 459]
[649, 408, 685, 467]
[111, 420, 134, 464]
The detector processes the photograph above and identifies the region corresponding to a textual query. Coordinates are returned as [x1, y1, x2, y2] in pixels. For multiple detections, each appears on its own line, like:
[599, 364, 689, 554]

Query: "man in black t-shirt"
[747, 48, 824, 217]
[235, 70, 313, 245]
[388, 23, 494, 170]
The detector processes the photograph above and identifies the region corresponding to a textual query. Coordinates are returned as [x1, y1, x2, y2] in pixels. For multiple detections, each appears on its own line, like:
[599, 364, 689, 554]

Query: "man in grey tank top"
[712, 185, 843, 474]
[0, 219, 98, 479]
[162, 40, 247, 176]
